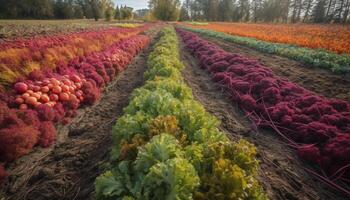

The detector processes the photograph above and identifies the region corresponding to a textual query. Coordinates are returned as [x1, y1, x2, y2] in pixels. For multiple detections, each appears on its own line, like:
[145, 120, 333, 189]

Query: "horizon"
[113, 0, 184, 10]
[112, 0, 148, 10]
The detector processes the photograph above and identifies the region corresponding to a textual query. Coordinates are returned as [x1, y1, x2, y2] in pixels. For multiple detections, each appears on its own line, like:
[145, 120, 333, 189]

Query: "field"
[0, 20, 349, 200]
[185, 22, 350, 54]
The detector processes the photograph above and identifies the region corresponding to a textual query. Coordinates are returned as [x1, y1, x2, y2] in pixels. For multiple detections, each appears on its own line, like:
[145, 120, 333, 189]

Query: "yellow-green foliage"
[148, 115, 187, 144]
[114, 23, 142, 28]
[95, 27, 268, 200]
[187, 22, 209, 26]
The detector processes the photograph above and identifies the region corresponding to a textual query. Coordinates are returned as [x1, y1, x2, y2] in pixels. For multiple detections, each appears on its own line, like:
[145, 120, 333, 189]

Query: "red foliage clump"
[37, 104, 56, 121]
[0, 124, 40, 162]
[0, 165, 7, 183]
[298, 145, 321, 164]
[81, 80, 101, 105]
[39, 121, 56, 148]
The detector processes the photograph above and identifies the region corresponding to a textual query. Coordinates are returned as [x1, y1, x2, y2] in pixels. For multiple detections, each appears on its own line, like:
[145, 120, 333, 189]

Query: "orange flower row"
[185, 22, 350, 55]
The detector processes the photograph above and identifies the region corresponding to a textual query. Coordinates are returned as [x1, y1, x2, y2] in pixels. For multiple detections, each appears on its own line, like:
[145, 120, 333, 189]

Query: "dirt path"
[0, 30, 159, 200]
[198, 34, 350, 102]
[178, 36, 347, 200]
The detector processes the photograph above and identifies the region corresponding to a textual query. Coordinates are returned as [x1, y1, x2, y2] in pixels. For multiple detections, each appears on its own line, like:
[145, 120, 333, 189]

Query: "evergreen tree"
[313, 0, 326, 22]
[149, 0, 181, 21]
[115, 5, 120, 20]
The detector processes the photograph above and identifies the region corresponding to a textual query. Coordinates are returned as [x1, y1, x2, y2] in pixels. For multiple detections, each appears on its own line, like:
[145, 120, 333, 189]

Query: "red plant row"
[0, 35, 150, 182]
[0, 26, 147, 51]
[0, 26, 150, 89]
[177, 28, 350, 195]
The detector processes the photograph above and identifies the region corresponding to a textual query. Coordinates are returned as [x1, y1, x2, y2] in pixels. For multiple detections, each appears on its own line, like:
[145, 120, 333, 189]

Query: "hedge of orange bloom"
[185, 22, 350, 55]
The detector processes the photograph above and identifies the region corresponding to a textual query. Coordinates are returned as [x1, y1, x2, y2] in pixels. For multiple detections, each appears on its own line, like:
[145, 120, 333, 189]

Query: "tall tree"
[89, 0, 101, 21]
[206, 0, 220, 21]
[343, 0, 350, 22]
[149, 0, 181, 21]
[283, 0, 291, 22]
[115, 5, 120, 19]
[180, 4, 190, 21]
[312, 0, 326, 22]
[303, 0, 314, 22]
[237, 0, 250, 21]
[218, 0, 234, 21]
[251, 0, 264, 22]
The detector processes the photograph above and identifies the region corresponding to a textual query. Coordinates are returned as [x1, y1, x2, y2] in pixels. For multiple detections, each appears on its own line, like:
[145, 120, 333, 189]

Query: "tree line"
[0, 0, 133, 21]
[179, 0, 350, 23]
[1, 0, 349, 23]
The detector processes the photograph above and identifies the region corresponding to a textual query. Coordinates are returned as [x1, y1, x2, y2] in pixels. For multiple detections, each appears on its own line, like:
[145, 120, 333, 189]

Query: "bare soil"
[178, 36, 348, 200]
[0, 30, 159, 200]
[199, 35, 350, 102]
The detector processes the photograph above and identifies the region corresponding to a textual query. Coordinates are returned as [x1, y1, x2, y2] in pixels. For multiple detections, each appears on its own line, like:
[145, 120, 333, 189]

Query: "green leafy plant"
[95, 27, 267, 200]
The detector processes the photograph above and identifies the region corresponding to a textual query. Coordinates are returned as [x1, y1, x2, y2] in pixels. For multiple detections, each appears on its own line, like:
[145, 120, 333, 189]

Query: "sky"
[113, 0, 184, 10]
[113, 0, 149, 10]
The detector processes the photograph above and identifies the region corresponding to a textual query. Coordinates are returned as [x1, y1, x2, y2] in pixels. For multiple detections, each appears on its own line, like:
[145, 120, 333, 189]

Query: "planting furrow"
[94, 27, 267, 200]
[177, 28, 350, 197]
[0, 29, 151, 183]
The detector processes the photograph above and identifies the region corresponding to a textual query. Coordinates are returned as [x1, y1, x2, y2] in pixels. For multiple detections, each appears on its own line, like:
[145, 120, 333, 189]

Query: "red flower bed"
[0, 34, 150, 181]
[177, 28, 350, 195]
[0, 25, 150, 89]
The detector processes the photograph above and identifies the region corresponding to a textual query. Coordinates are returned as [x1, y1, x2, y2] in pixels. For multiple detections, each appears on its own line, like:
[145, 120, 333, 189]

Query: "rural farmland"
[0, 0, 350, 200]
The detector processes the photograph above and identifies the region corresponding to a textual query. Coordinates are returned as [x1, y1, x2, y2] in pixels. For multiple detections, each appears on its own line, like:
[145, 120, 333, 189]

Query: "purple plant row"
[176, 28, 350, 196]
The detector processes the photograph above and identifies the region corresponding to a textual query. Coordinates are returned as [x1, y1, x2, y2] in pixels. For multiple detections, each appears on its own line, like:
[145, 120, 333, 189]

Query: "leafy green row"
[94, 27, 268, 200]
[181, 26, 350, 74]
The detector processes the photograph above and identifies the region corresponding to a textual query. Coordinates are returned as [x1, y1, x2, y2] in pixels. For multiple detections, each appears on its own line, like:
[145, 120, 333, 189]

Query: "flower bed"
[184, 22, 350, 55]
[0, 25, 148, 89]
[181, 26, 350, 75]
[0, 31, 151, 182]
[177, 28, 350, 197]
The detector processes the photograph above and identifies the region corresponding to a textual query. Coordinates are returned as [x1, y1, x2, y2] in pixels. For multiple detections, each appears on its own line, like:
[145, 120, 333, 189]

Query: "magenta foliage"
[0, 165, 7, 183]
[177, 28, 350, 187]
[0, 33, 150, 180]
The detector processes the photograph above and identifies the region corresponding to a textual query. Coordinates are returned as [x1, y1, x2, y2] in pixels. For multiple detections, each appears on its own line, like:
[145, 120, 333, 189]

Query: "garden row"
[94, 27, 267, 200]
[177, 28, 350, 196]
[114, 23, 143, 28]
[0, 20, 112, 40]
[185, 23, 350, 55]
[0, 25, 149, 89]
[181, 26, 350, 75]
[0, 29, 151, 183]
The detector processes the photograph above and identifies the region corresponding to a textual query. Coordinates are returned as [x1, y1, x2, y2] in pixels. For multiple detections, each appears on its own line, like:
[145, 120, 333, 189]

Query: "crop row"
[0, 20, 113, 40]
[0, 26, 148, 89]
[0, 33, 150, 182]
[114, 23, 143, 28]
[185, 23, 350, 55]
[181, 26, 350, 75]
[94, 27, 267, 200]
[177, 28, 350, 196]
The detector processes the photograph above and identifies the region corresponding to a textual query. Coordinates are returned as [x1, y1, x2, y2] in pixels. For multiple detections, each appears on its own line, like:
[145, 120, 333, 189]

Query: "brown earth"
[198, 34, 350, 102]
[0, 29, 159, 200]
[178, 35, 348, 200]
